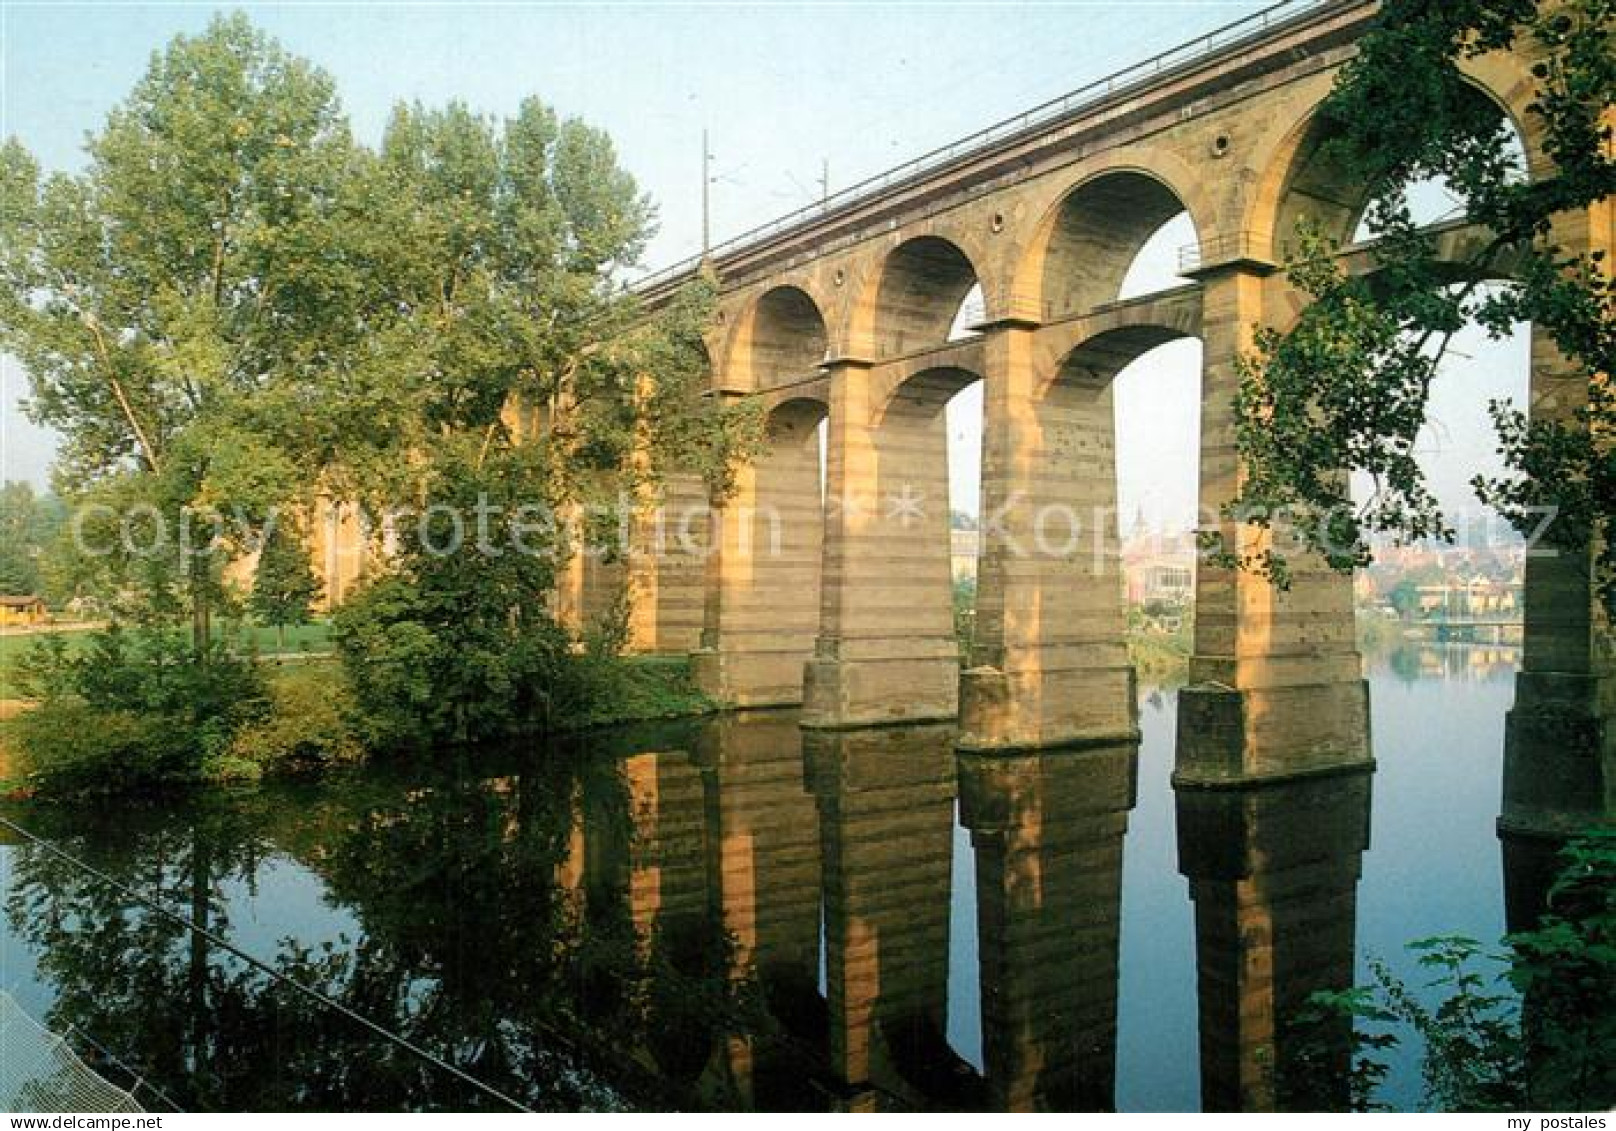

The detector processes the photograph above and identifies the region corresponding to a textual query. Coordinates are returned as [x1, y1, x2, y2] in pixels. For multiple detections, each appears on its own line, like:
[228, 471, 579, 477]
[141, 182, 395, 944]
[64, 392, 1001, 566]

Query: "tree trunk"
[190, 556, 212, 661]
[187, 835, 211, 1078]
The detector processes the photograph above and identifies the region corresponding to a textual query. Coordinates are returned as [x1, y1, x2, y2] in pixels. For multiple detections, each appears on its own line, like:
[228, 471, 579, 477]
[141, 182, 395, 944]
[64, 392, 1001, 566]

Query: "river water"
[0, 642, 1522, 1112]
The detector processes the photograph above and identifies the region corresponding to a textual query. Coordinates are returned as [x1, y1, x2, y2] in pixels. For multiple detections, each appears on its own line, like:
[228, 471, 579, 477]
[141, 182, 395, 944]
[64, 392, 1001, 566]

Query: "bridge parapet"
[637, 0, 1374, 306]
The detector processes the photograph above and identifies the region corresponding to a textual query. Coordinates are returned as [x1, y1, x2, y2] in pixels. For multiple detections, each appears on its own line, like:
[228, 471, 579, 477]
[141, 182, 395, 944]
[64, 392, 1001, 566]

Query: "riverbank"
[0, 651, 713, 794]
[555, 653, 716, 731]
[8, 617, 1500, 793]
[1127, 627, 1191, 685]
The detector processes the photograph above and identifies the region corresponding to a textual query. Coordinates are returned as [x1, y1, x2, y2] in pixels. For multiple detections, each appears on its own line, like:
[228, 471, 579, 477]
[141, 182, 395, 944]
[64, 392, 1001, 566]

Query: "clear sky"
[0, 1, 1528, 531]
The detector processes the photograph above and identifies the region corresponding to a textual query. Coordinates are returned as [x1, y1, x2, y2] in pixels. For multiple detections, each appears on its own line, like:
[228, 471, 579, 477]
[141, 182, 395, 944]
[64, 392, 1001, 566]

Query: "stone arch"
[761, 396, 828, 571]
[1247, 67, 1534, 264]
[1034, 288, 1202, 379]
[874, 364, 983, 429]
[1030, 322, 1201, 571]
[764, 393, 828, 452]
[1041, 323, 1203, 548]
[849, 235, 982, 360]
[870, 362, 983, 565]
[1012, 164, 1206, 323]
[1046, 323, 1195, 398]
[725, 285, 830, 392]
[1456, 50, 1544, 162]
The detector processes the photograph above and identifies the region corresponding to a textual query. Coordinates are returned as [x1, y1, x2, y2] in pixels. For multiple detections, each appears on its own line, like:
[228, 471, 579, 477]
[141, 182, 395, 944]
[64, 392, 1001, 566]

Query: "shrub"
[333, 573, 582, 750]
[11, 698, 204, 795]
[330, 448, 604, 750]
[1291, 832, 1616, 1111]
[10, 624, 268, 795]
[226, 667, 364, 772]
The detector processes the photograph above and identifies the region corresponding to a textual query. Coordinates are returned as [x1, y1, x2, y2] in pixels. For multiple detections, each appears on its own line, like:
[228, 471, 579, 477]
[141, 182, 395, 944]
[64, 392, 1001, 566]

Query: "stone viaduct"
[596, 0, 1607, 826]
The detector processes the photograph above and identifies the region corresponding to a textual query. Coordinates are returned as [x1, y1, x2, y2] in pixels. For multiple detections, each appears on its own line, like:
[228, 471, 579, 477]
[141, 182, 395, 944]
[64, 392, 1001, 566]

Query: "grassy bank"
[0, 621, 334, 668]
[558, 653, 715, 731]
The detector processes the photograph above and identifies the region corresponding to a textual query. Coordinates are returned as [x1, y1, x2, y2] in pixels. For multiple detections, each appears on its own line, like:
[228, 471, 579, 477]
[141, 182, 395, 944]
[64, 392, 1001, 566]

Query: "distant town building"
[950, 528, 980, 582]
[1121, 530, 1197, 607]
[1416, 575, 1521, 619]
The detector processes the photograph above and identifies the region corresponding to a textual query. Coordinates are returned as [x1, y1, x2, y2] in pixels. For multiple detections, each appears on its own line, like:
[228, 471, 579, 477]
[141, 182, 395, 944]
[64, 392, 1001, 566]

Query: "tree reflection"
[2, 741, 770, 1111]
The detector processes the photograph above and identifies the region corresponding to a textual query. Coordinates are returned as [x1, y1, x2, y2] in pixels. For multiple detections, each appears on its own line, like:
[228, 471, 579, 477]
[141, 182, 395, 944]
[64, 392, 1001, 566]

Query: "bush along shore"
[0, 621, 713, 800]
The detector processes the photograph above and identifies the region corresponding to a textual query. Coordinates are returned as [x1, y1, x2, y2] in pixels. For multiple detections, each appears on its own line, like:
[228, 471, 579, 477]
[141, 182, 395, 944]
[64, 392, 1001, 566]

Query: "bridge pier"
[553, 516, 626, 644]
[803, 359, 960, 728]
[551, 474, 710, 656]
[693, 399, 825, 706]
[1176, 268, 1370, 783]
[1500, 315, 1616, 906]
[959, 323, 1137, 751]
[635, 470, 711, 654]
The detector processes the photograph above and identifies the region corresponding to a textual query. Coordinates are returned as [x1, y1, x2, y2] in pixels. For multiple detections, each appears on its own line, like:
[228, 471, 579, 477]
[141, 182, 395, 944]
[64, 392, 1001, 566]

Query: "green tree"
[3, 14, 749, 758]
[1389, 577, 1424, 619]
[248, 516, 321, 648]
[314, 95, 746, 516]
[323, 99, 745, 748]
[0, 14, 359, 649]
[1220, 0, 1614, 608]
[11, 624, 269, 793]
[331, 447, 576, 750]
[0, 480, 60, 595]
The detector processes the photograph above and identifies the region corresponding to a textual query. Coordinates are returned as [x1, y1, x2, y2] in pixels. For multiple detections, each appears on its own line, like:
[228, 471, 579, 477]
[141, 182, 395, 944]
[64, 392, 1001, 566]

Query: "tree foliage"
[1294, 832, 1616, 1111]
[248, 516, 321, 645]
[330, 447, 576, 751]
[1224, 0, 1615, 609]
[0, 15, 358, 646]
[0, 481, 62, 596]
[1, 14, 748, 744]
[11, 626, 268, 794]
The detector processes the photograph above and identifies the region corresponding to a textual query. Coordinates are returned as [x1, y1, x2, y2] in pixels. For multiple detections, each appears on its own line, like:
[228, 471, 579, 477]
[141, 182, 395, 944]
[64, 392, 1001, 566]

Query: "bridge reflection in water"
[557, 694, 1374, 1111]
[959, 738, 1136, 1112]
[591, 714, 1145, 1111]
[0, 663, 1581, 1113]
[592, 704, 1375, 1111]
[1175, 768, 1370, 1112]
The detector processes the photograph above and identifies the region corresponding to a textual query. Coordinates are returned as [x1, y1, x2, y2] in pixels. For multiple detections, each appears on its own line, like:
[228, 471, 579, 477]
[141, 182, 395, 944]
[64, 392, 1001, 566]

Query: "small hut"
[0, 595, 47, 627]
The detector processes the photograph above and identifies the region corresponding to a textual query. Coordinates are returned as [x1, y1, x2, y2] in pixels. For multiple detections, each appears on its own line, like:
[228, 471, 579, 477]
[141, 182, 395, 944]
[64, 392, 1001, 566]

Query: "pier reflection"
[1175, 767, 1372, 1111]
[959, 740, 1136, 1110]
[694, 711, 824, 1107]
[804, 723, 966, 1110]
[0, 697, 1408, 1112]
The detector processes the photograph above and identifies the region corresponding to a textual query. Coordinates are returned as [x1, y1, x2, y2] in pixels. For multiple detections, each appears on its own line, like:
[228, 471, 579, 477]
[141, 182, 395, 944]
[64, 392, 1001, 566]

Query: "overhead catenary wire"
[0, 815, 532, 1114]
